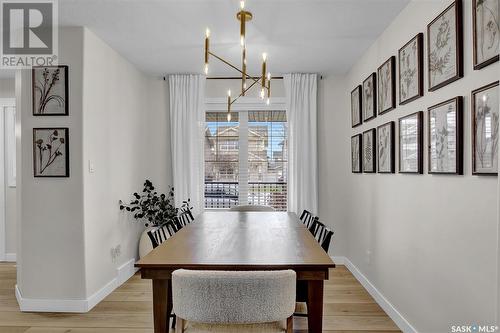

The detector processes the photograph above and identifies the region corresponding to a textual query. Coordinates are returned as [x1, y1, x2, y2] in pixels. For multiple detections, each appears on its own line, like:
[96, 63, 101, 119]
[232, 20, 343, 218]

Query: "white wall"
[0, 78, 17, 257]
[330, 1, 500, 331]
[82, 27, 171, 298]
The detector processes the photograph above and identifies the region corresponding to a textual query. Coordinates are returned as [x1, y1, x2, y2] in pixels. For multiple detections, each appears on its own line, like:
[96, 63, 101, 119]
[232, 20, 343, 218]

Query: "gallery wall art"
[362, 129, 376, 173]
[33, 128, 70, 177]
[472, 81, 499, 175]
[472, 0, 499, 69]
[377, 121, 395, 173]
[427, 0, 463, 91]
[351, 134, 362, 173]
[377, 56, 396, 114]
[362, 73, 377, 122]
[428, 97, 463, 174]
[399, 33, 424, 105]
[399, 112, 423, 174]
[32, 66, 69, 116]
[351, 85, 362, 127]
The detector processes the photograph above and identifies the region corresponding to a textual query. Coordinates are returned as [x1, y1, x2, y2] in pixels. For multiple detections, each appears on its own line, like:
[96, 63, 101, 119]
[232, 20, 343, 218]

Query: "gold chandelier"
[204, 0, 271, 121]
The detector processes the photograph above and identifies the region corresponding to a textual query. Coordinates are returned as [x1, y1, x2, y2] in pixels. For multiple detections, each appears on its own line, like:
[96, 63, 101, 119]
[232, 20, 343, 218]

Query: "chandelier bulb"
[205, 28, 210, 38]
[204, 64, 209, 75]
[240, 36, 245, 47]
[227, 89, 232, 97]
[240, 1, 245, 10]
[262, 52, 267, 62]
[267, 72, 271, 81]
[227, 112, 232, 122]
[266, 97, 270, 105]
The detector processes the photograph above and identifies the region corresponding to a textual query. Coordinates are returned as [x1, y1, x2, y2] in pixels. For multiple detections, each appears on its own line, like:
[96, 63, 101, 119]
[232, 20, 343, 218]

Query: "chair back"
[309, 219, 334, 252]
[147, 221, 178, 249]
[172, 269, 296, 324]
[229, 204, 275, 212]
[299, 209, 316, 228]
[175, 209, 195, 229]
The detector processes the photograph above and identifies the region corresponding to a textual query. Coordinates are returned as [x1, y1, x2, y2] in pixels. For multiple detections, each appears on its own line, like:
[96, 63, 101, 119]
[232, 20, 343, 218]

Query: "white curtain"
[284, 73, 318, 215]
[169, 74, 206, 215]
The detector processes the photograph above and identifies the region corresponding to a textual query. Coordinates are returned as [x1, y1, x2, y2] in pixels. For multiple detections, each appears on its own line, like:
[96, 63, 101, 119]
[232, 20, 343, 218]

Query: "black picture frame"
[351, 85, 363, 127]
[33, 128, 70, 178]
[472, 0, 499, 70]
[427, 0, 463, 92]
[377, 121, 395, 174]
[427, 97, 463, 175]
[399, 33, 424, 105]
[362, 128, 376, 173]
[399, 111, 423, 174]
[362, 73, 377, 122]
[377, 56, 396, 115]
[351, 134, 362, 173]
[32, 65, 69, 116]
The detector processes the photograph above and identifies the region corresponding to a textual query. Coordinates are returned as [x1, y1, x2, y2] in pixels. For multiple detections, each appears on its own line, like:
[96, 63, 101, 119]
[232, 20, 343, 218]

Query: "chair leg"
[286, 315, 293, 333]
[175, 317, 185, 333]
[171, 314, 176, 329]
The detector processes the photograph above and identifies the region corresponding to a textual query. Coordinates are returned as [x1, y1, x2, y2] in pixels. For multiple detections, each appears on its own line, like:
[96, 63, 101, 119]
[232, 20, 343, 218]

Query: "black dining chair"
[147, 221, 178, 249]
[174, 209, 195, 230]
[299, 209, 316, 229]
[309, 219, 334, 252]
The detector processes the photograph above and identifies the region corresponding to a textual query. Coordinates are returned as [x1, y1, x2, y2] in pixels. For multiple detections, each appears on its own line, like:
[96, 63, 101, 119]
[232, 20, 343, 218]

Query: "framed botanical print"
[472, 0, 499, 69]
[351, 85, 362, 127]
[427, 0, 463, 91]
[399, 112, 423, 174]
[399, 33, 424, 105]
[33, 128, 69, 177]
[32, 66, 69, 116]
[428, 97, 463, 174]
[351, 134, 362, 173]
[472, 81, 499, 175]
[362, 129, 376, 173]
[377, 121, 395, 173]
[377, 56, 396, 114]
[362, 73, 377, 122]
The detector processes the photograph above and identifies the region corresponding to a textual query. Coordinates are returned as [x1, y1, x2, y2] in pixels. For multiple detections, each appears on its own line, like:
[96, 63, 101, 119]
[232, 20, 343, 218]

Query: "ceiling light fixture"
[204, 0, 271, 120]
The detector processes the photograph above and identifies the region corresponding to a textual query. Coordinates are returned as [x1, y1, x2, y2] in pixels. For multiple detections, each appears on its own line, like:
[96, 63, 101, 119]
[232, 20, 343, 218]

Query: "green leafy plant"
[119, 180, 191, 227]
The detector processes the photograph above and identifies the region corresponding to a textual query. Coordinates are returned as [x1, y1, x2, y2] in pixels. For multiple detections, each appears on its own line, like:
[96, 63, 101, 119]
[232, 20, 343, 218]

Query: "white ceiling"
[1, 0, 410, 78]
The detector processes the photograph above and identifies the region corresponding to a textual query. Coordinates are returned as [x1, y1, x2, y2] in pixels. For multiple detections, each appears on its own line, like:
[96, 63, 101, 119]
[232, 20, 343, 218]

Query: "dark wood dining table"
[135, 211, 335, 333]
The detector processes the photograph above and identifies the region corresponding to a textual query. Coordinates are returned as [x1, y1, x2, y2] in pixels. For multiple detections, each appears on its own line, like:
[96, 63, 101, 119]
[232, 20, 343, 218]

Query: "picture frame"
[472, 0, 499, 70]
[427, 0, 463, 91]
[428, 97, 463, 175]
[377, 121, 395, 173]
[399, 33, 424, 105]
[351, 134, 362, 173]
[33, 128, 70, 177]
[399, 111, 423, 174]
[32, 65, 69, 116]
[351, 85, 362, 127]
[362, 129, 376, 173]
[362, 73, 377, 122]
[472, 81, 499, 175]
[377, 56, 396, 114]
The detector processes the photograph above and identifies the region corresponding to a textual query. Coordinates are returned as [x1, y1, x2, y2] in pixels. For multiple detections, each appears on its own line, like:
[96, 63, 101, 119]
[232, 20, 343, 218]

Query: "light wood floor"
[0, 263, 400, 332]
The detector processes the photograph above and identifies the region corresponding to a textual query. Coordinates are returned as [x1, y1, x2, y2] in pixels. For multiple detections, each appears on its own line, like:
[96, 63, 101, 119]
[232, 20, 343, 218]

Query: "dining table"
[135, 211, 336, 333]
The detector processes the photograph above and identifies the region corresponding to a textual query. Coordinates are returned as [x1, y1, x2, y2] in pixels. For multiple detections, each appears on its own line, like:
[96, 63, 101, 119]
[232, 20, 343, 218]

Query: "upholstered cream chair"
[172, 269, 296, 333]
[229, 205, 275, 212]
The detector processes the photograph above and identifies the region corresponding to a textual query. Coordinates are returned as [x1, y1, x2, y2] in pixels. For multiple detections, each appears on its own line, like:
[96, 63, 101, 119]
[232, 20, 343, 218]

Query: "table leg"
[153, 279, 169, 333]
[306, 280, 324, 333]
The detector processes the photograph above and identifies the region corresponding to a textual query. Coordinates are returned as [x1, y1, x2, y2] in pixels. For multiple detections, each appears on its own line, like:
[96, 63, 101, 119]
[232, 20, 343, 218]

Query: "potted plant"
[120, 180, 190, 258]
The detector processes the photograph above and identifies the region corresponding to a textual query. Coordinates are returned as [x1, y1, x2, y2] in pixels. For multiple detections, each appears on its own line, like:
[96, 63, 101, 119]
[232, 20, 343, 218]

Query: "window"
[204, 110, 288, 211]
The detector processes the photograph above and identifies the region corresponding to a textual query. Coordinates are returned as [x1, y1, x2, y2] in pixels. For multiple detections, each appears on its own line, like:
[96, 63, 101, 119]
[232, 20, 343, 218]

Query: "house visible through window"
[204, 110, 288, 211]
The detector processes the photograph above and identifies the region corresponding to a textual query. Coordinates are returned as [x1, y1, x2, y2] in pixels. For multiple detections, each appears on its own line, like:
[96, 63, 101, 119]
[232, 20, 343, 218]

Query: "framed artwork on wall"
[351, 134, 362, 173]
[32, 65, 69, 116]
[472, 81, 499, 175]
[362, 73, 377, 122]
[427, 0, 463, 91]
[428, 97, 463, 175]
[377, 121, 395, 173]
[351, 85, 362, 127]
[377, 56, 396, 114]
[362, 129, 376, 173]
[33, 128, 70, 177]
[399, 112, 423, 174]
[472, 0, 499, 70]
[399, 33, 424, 105]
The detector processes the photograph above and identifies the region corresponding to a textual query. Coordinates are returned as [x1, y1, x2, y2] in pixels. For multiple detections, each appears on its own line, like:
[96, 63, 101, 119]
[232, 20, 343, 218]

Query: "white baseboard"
[16, 258, 138, 313]
[331, 255, 345, 265]
[2, 253, 16, 262]
[341, 257, 418, 333]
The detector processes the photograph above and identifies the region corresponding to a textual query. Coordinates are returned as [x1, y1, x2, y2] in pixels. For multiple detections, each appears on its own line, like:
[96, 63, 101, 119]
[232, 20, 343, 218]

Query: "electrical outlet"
[110, 245, 121, 263]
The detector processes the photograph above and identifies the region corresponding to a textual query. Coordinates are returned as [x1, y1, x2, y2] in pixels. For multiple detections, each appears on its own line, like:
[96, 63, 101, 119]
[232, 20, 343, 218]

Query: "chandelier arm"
[208, 51, 260, 85]
[230, 76, 266, 106]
